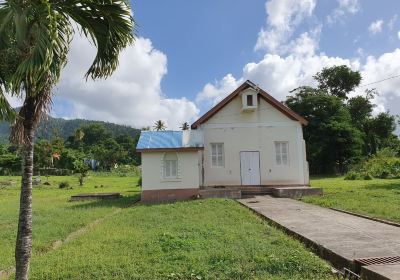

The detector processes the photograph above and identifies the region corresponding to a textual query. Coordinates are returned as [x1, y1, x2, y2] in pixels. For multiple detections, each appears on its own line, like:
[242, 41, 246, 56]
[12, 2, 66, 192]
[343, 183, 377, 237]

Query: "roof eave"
[136, 147, 204, 153]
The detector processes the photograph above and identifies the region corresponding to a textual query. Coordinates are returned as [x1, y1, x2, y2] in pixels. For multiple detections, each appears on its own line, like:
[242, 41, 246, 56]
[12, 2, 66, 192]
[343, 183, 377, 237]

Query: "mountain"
[0, 116, 141, 144]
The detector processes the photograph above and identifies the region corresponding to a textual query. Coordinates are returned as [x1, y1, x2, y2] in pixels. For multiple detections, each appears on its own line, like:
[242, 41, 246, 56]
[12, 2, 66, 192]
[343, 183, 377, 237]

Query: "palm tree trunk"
[15, 102, 35, 280]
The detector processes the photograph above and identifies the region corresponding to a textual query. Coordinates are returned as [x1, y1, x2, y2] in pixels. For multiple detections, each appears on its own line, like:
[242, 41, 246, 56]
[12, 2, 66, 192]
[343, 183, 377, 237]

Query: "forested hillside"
[0, 115, 140, 143]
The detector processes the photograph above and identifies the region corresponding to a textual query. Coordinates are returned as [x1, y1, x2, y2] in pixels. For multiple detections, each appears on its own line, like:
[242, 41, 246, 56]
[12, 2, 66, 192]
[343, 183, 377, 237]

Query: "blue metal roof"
[136, 131, 183, 149]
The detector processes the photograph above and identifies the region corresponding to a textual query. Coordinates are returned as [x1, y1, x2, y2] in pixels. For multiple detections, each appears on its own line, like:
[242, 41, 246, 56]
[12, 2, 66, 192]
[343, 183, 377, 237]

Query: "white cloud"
[255, 0, 316, 53]
[55, 35, 199, 130]
[283, 26, 321, 57]
[327, 0, 360, 24]
[358, 49, 400, 115]
[196, 51, 359, 106]
[198, 0, 400, 133]
[196, 74, 241, 109]
[368, 20, 384, 34]
[197, 47, 400, 127]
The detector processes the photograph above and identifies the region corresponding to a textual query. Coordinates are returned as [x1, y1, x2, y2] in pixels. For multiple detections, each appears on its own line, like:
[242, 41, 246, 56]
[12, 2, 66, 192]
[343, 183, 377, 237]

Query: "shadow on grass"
[68, 194, 141, 209]
[363, 181, 400, 191]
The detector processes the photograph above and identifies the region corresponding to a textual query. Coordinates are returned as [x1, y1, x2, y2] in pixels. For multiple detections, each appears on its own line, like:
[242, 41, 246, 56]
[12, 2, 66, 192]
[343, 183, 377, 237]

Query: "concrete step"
[199, 189, 241, 199]
[271, 187, 322, 199]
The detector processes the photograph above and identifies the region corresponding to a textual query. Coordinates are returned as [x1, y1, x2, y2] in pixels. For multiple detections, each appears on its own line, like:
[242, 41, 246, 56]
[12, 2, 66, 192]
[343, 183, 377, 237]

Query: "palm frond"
[52, 0, 135, 79]
[0, 87, 17, 122]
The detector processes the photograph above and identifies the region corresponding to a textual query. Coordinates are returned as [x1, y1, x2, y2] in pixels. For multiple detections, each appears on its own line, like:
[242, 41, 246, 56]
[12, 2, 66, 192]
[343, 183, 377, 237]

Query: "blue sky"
[132, 0, 266, 99]
[28, 0, 400, 130]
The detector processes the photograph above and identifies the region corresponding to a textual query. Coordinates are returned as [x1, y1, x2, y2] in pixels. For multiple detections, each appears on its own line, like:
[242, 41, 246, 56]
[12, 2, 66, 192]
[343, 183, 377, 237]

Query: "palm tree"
[153, 120, 166, 131]
[0, 1, 134, 279]
[180, 122, 190, 130]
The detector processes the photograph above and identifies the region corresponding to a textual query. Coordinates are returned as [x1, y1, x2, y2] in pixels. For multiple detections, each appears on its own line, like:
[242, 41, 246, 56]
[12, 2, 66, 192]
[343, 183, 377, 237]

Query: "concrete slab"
[271, 186, 323, 198]
[238, 195, 400, 277]
[70, 193, 121, 201]
[361, 264, 400, 280]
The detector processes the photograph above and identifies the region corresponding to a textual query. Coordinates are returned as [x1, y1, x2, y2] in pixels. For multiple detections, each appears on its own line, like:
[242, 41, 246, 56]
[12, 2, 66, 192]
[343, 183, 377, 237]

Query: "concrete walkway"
[238, 195, 400, 279]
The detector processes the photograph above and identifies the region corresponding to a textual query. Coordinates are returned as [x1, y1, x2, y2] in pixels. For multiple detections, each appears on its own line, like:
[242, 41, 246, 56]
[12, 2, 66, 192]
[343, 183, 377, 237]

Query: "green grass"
[29, 199, 333, 280]
[0, 175, 140, 272]
[0, 175, 335, 279]
[305, 177, 400, 223]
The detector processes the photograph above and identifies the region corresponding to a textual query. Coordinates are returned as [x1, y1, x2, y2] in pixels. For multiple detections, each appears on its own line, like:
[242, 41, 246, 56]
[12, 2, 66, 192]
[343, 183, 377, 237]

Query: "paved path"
[238, 195, 400, 279]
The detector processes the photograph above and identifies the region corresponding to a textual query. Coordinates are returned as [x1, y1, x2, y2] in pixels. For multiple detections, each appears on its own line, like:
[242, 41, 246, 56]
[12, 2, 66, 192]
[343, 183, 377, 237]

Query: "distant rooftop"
[136, 131, 203, 151]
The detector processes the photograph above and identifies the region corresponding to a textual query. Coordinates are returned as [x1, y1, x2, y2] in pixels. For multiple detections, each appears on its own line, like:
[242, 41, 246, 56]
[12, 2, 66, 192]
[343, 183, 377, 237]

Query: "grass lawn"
[0, 175, 335, 280]
[0, 175, 140, 272]
[305, 177, 400, 223]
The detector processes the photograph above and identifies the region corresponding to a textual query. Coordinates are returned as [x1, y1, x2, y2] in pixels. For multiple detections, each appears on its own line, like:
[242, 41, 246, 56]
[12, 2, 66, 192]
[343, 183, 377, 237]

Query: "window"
[275, 142, 289, 166]
[163, 153, 178, 178]
[246, 94, 253, 106]
[211, 143, 224, 167]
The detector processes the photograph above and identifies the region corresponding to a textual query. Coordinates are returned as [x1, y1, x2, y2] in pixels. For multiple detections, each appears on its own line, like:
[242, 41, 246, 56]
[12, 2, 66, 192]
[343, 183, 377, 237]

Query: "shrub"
[363, 172, 373, 180]
[59, 181, 70, 189]
[91, 165, 141, 177]
[344, 171, 361, 180]
[345, 148, 400, 180]
[137, 176, 142, 187]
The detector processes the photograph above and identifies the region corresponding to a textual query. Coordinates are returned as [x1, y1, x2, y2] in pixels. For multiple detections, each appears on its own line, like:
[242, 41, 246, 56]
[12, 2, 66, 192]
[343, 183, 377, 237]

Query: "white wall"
[141, 151, 200, 190]
[199, 94, 308, 186]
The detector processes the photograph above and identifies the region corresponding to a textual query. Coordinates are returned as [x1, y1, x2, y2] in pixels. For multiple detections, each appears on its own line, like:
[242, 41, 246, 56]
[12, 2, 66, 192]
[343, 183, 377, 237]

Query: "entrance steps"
[199, 185, 322, 199]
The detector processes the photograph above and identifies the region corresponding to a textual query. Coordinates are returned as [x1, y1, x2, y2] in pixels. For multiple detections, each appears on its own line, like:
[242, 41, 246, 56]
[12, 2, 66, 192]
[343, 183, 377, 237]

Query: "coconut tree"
[180, 122, 190, 130]
[153, 120, 166, 131]
[0, 1, 134, 279]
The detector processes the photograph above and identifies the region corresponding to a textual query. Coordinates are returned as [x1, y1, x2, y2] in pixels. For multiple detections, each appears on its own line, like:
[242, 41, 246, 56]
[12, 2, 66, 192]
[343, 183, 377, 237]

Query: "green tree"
[34, 139, 52, 176]
[153, 120, 166, 131]
[0, 1, 134, 278]
[115, 134, 139, 165]
[347, 90, 375, 129]
[314, 65, 361, 99]
[57, 148, 85, 171]
[364, 112, 397, 155]
[286, 86, 363, 174]
[91, 138, 126, 170]
[346, 89, 397, 155]
[0, 144, 21, 175]
[180, 122, 190, 130]
[81, 124, 112, 146]
[73, 159, 89, 186]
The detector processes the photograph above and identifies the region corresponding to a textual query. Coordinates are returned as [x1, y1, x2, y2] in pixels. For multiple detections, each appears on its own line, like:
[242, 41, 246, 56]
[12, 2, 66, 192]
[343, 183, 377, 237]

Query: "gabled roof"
[191, 80, 308, 129]
[136, 131, 204, 152]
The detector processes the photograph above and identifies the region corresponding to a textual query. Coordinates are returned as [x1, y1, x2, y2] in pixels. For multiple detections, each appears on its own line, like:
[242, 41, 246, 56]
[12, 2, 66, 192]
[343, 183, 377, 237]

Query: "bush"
[363, 172, 373, 180]
[344, 171, 361, 180]
[59, 181, 70, 189]
[137, 176, 142, 187]
[345, 148, 400, 180]
[92, 165, 141, 177]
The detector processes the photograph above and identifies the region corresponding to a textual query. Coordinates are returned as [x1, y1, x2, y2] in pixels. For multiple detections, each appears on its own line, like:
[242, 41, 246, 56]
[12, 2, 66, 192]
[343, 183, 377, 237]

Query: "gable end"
[191, 80, 308, 129]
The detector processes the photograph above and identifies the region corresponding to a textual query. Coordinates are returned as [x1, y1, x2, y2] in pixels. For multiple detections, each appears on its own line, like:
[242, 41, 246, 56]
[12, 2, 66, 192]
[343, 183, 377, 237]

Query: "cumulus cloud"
[197, 47, 400, 126]
[196, 52, 359, 106]
[55, 35, 199, 129]
[368, 20, 384, 34]
[358, 49, 400, 115]
[327, 0, 360, 24]
[254, 0, 316, 53]
[196, 74, 241, 109]
[198, 0, 400, 125]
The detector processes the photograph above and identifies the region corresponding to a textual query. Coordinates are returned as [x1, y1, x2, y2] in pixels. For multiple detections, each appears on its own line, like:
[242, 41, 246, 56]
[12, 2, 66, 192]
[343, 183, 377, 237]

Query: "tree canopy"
[285, 65, 398, 174]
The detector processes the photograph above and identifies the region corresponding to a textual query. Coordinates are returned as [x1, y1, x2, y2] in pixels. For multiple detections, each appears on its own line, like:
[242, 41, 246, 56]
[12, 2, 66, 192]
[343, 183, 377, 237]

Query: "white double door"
[240, 151, 261, 185]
